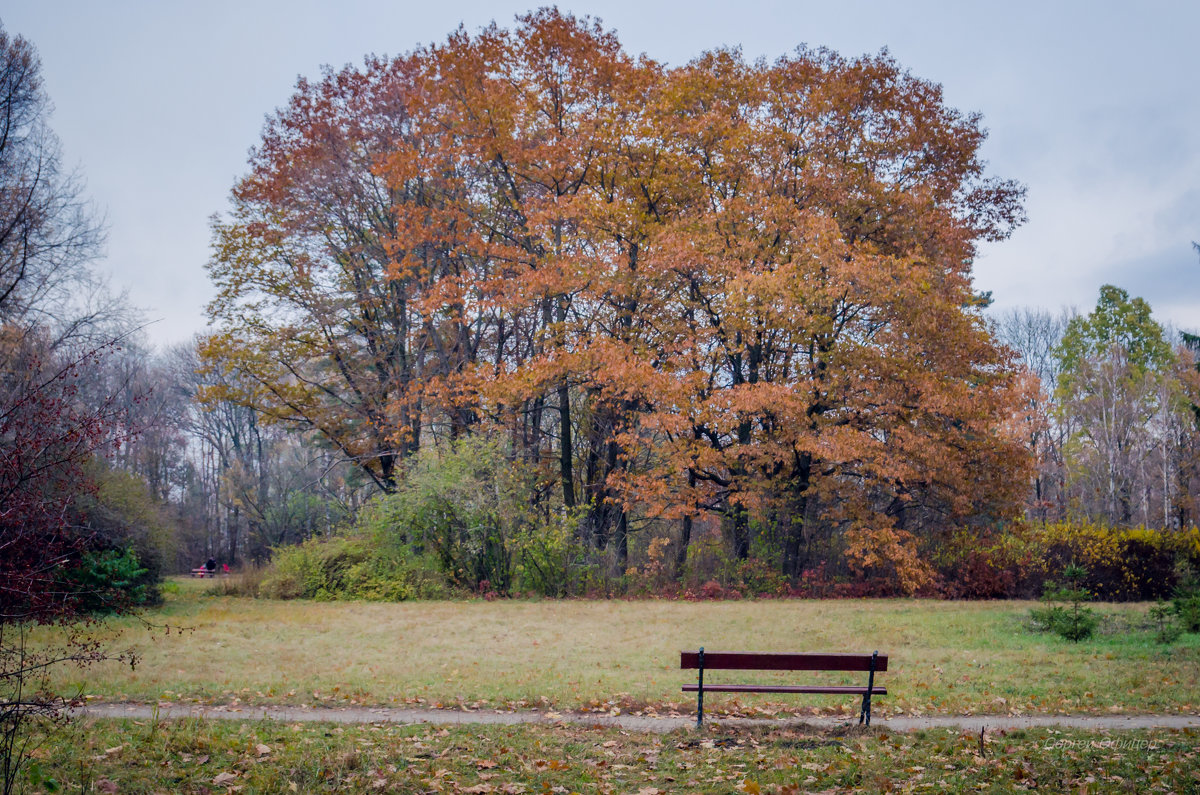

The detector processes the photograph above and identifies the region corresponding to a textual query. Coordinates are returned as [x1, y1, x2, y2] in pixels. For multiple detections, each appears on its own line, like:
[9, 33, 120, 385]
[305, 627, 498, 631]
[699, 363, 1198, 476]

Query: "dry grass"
[42, 585, 1200, 716]
[23, 718, 1200, 794]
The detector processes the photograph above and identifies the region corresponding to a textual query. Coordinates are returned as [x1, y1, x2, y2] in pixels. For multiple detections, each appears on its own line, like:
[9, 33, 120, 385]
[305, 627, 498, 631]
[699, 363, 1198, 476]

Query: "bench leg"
[859, 650, 878, 726]
[696, 647, 705, 728]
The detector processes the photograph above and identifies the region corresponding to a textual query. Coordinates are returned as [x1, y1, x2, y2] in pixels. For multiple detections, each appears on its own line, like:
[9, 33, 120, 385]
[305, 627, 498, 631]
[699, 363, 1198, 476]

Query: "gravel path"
[74, 703, 1200, 733]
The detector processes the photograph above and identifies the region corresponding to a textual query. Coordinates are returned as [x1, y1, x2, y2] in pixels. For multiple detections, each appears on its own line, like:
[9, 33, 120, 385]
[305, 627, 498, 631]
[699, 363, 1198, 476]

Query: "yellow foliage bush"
[938, 520, 1198, 600]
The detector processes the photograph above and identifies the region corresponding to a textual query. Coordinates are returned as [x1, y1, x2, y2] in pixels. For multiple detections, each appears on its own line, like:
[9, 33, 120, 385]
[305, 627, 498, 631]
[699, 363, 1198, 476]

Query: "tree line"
[997, 287, 1200, 533]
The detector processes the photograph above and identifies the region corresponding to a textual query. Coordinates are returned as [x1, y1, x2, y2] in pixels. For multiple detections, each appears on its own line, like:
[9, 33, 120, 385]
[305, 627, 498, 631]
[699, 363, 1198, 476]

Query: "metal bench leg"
[859, 650, 877, 726]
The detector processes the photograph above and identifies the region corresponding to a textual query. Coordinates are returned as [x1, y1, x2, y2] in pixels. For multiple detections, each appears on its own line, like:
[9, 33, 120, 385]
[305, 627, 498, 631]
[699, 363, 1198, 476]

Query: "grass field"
[22, 717, 1199, 794]
[38, 579, 1200, 717]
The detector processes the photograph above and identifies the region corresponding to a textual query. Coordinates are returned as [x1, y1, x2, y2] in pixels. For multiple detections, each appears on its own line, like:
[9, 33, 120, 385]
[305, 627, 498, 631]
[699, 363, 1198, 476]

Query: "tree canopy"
[203, 9, 1031, 589]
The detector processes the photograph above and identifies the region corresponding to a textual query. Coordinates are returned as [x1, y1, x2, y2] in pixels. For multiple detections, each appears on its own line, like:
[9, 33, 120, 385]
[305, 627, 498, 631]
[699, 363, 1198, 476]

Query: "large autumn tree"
[203, 54, 433, 492]
[597, 47, 1029, 587]
[204, 9, 1031, 587]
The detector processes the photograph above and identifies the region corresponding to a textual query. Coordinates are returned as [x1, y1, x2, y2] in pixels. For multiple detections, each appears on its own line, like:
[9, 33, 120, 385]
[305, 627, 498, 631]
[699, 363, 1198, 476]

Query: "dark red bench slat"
[680, 651, 888, 672]
[683, 684, 887, 695]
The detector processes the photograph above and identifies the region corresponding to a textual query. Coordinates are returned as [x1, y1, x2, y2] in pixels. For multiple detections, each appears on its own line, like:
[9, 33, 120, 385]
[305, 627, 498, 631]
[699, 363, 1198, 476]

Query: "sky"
[4, 1, 1198, 348]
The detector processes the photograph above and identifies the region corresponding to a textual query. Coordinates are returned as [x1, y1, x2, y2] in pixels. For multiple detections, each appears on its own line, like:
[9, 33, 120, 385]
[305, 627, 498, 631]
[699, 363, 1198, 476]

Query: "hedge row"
[933, 521, 1200, 601]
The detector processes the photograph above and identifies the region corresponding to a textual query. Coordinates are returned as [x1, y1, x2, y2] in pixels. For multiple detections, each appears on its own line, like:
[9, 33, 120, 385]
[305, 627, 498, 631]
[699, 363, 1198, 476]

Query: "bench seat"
[682, 684, 887, 695]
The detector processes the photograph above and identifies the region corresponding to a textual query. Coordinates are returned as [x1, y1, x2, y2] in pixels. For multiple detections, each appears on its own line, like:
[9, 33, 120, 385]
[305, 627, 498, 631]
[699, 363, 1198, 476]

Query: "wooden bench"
[681, 648, 888, 726]
[190, 567, 218, 578]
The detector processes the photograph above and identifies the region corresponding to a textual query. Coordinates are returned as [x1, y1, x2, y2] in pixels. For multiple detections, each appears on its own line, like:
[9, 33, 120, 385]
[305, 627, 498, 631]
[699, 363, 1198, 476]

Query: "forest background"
[5, 10, 1200, 616]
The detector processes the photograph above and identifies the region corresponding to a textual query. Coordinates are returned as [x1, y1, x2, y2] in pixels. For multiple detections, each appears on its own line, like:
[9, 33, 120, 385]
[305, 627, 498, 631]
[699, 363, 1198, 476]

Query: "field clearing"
[43, 581, 1200, 717]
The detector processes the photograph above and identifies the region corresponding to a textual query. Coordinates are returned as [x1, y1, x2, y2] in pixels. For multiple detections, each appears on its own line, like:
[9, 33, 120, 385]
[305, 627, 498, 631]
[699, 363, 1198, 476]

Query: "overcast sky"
[5, 1, 1198, 348]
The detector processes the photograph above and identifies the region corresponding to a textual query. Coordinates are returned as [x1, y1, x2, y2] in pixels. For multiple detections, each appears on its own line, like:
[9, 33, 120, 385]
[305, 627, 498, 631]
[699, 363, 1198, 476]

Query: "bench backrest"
[680, 651, 887, 672]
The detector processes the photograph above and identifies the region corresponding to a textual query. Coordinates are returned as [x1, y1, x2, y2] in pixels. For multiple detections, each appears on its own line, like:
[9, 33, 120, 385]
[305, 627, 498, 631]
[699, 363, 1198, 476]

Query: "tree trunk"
[559, 382, 575, 508]
[731, 502, 750, 560]
[782, 452, 813, 578]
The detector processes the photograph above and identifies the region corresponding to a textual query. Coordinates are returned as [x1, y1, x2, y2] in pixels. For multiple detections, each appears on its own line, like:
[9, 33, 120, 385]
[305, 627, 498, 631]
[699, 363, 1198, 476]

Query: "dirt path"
[75, 702, 1200, 733]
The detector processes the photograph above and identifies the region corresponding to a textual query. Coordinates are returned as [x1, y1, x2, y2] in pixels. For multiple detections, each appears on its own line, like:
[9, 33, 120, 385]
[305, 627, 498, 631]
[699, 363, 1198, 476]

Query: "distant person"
[222, 563, 230, 574]
[205, 557, 216, 575]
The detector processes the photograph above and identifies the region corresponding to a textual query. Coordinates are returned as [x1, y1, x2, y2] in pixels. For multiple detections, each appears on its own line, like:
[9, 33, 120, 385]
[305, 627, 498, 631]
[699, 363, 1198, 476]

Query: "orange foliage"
[203, 10, 1030, 587]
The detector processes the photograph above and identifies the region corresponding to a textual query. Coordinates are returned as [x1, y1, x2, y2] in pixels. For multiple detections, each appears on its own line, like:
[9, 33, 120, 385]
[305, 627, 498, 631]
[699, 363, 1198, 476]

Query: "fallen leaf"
[255, 744, 272, 757]
[96, 780, 119, 794]
[213, 772, 239, 785]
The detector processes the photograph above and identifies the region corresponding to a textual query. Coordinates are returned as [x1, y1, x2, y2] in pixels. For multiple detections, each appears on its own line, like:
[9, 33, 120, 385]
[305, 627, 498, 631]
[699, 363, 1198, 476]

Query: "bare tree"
[0, 24, 139, 795]
[0, 26, 117, 346]
[995, 306, 1073, 393]
[994, 306, 1074, 520]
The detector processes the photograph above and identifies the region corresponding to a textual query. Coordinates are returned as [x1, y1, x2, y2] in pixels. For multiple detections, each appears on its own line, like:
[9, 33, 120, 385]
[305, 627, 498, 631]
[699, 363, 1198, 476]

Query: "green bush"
[1030, 565, 1098, 642]
[1171, 563, 1200, 632]
[75, 464, 174, 599]
[1029, 603, 1068, 633]
[259, 537, 369, 599]
[1054, 606, 1100, 642]
[1149, 601, 1184, 644]
[63, 547, 151, 613]
[511, 509, 588, 597]
[259, 536, 451, 601]
[362, 437, 563, 595]
[342, 554, 449, 601]
[1175, 595, 1200, 633]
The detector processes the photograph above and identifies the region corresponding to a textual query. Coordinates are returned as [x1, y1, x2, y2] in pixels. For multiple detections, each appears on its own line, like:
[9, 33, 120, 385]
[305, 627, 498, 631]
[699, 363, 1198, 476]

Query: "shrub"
[1175, 596, 1200, 633]
[61, 547, 151, 614]
[938, 521, 1200, 601]
[512, 509, 591, 597]
[1030, 564, 1098, 642]
[342, 554, 449, 601]
[679, 528, 731, 590]
[691, 580, 727, 600]
[944, 548, 1018, 599]
[362, 437, 543, 595]
[256, 437, 620, 601]
[1029, 603, 1067, 633]
[724, 557, 789, 597]
[259, 536, 451, 601]
[1111, 530, 1177, 600]
[1173, 564, 1200, 632]
[1149, 601, 1183, 644]
[259, 537, 370, 600]
[1055, 608, 1099, 642]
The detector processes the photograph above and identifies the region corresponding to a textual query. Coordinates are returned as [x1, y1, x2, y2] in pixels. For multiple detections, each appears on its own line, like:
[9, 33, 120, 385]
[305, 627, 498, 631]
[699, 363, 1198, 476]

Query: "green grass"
[19, 717, 1200, 794]
[36, 582, 1200, 716]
